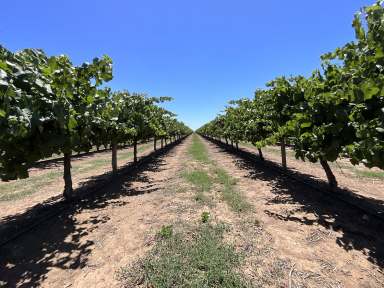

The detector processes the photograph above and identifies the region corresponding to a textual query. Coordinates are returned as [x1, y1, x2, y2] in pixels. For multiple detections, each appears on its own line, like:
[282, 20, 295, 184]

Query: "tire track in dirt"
[201, 136, 384, 288]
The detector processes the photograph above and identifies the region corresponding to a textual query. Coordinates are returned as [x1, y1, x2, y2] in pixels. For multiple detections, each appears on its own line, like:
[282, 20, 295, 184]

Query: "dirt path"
[203, 137, 384, 288]
[2, 135, 384, 287]
[0, 138, 191, 287]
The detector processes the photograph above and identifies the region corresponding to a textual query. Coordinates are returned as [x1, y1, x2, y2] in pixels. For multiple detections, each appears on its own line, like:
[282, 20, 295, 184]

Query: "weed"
[188, 134, 210, 163]
[183, 170, 212, 192]
[214, 167, 251, 213]
[158, 225, 173, 239]
[183, 170, 213, 204]
[118, 223, 250, 288]
[201, 211, 210, 223]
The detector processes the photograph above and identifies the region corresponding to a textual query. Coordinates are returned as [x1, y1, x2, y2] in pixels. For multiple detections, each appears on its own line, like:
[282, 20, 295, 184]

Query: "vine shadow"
[0, 139, 183, 287]
[208, 138, 384, 268]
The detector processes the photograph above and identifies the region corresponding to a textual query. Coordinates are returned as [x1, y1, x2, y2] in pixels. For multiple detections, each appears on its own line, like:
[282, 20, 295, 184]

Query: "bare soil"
[1, 136, 383, 287]
[0, 139, 191, 287]
[204, 138, 384, 287]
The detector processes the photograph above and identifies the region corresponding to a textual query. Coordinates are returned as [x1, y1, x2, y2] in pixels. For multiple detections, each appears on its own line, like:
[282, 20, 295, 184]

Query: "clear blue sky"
[2, 0, 372, 129]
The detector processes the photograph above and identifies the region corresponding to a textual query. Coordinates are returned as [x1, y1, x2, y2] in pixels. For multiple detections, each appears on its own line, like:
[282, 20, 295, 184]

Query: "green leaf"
[68, 116, 78, 130]
[352, 13, 365, 41]
[376, 127, 384, 133]
[375, 47, 384, 59]
[300, 122, 312, 128]
[361, 80, 380, 100]
[0, 61, 9, 72]
[86, 95, 94, 104]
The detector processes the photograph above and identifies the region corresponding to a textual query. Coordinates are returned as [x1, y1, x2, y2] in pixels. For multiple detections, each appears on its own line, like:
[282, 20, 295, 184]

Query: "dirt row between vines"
[0, 137, 194, 287]
[202, 136, 384, 287]
[1, 135, 383, 287]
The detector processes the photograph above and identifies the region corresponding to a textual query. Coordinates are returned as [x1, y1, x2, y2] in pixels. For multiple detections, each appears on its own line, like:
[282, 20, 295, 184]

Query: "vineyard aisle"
[0, 138, 191, 287]
[1, 134, 384, 287]
[200, 135, 384, 288]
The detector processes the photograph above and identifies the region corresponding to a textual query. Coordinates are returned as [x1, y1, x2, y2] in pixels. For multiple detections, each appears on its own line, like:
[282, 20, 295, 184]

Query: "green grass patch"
[188, 134, 210, 163]
[214, 168, 251, 213]
[201, 211, 210, 223]
[118, 223, 250, 288]
[182, 170, 213, 204]
[0, 170, 61, 201]
[157, 225, 174, 239]
[353, 169, 384, 179]
[183, 170, 212, 192]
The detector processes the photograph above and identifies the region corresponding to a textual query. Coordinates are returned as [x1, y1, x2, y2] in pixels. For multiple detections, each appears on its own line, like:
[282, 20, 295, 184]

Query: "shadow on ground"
[0, 139, 183, 287]
[206, 137, 384, 269]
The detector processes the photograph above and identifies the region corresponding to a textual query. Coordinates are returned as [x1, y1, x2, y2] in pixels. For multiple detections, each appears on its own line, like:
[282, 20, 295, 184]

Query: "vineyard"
[0, 46, 192, 199]
[1, 1, 384, 288]
[196, 1, 384, 189]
